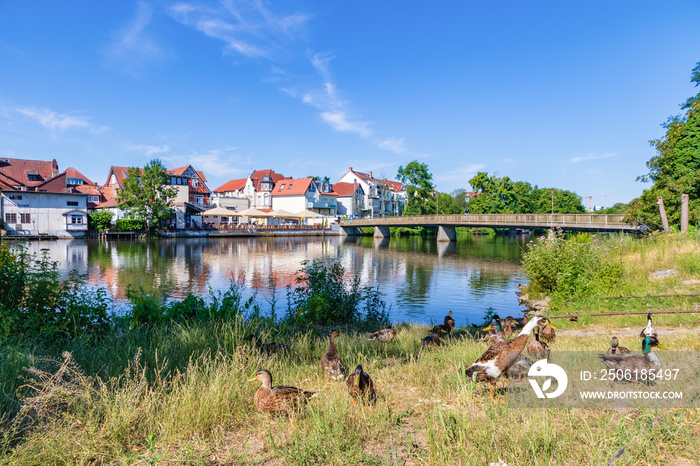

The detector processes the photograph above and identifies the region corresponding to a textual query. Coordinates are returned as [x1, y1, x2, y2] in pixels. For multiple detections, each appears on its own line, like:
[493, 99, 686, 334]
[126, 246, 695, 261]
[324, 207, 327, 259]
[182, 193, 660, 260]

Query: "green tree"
[397, 161, 435, 215]
[629, 61, 700, 229]
[116, 159, 177, 235]
[88, 210, 113, 232]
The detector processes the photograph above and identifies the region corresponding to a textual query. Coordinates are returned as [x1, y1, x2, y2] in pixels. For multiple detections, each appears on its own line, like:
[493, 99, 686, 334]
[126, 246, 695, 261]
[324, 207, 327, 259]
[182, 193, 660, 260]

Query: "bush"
[88, 210, 114, 232]
[284, 259, 389, 328]
[115, 218, 145, 231]
[522, 229, 624, 300]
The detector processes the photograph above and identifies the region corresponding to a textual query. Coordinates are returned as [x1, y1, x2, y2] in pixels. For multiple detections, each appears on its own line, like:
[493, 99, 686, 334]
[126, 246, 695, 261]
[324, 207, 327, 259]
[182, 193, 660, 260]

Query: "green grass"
[1, 323, 698, 465]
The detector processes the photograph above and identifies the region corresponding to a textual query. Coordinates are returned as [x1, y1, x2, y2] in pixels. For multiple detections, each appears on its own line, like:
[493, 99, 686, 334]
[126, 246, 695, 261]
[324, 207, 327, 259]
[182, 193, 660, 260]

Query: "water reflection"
[11, 234, 529, 325]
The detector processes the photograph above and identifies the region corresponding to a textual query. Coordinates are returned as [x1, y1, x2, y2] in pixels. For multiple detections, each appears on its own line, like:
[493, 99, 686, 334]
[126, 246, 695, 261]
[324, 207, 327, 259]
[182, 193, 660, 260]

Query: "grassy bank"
[2, 322, 698, 465]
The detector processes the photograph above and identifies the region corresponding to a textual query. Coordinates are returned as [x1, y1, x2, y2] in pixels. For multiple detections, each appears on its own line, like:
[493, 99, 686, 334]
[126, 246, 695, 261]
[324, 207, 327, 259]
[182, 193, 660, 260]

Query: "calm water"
[15, 234, 532, 325]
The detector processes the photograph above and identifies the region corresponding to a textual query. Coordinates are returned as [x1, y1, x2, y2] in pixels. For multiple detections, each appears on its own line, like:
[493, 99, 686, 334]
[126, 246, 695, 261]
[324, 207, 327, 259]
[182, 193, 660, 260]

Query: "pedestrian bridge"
[339, 213, 637, 242]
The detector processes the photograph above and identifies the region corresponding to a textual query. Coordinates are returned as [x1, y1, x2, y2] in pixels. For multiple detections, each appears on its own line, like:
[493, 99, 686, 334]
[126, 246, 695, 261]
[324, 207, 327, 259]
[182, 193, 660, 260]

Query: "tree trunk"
[656, 197, 670, 233]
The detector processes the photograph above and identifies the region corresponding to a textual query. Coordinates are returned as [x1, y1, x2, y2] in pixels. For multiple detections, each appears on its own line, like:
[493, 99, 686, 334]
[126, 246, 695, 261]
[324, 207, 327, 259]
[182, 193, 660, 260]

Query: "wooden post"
[656, 196, 670, 233]
[681, 193, 689, 232]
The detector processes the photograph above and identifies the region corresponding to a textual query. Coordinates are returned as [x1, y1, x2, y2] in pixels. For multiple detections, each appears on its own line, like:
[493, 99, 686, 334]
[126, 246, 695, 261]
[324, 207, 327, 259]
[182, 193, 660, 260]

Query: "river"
[13, 233, 532, 326]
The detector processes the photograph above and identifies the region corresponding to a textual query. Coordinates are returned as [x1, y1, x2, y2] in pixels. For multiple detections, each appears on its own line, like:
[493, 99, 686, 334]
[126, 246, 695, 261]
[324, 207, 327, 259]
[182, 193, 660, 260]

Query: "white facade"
[335, 186, 365, 217]
[1, 191, 88, 238]
[337, 168, 405, 217]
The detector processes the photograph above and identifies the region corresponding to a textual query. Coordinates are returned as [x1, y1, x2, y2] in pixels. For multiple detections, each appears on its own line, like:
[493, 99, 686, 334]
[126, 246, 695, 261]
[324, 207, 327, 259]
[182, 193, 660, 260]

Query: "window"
[89, 196, 100, 203]
[67, 201, 79, 206]
[194, 195, 204, 205]
[288, 184, 293, 190]
[67, 178, 84, 186]
[9, 194, 22, 200]
[70, 215, 83, 224]
[27, 174, 41, 181]
[5, 213, 16, 224]
[20, 213, 30, 224]
[279, 184, 285, 191]
[192, 179, 198, 188]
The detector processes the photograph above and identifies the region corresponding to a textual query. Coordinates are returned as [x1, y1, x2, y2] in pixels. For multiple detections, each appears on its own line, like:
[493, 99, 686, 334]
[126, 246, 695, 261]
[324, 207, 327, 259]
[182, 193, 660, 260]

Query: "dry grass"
[2, 324, 699, 465]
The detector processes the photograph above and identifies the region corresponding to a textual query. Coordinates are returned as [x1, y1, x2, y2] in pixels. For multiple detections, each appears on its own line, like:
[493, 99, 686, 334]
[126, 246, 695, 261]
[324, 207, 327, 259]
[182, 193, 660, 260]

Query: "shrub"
[115, 218, 145, 231]
[88, 210, 114, 232]
[285, 259, 389, 328]
[522, 229, 624, 300]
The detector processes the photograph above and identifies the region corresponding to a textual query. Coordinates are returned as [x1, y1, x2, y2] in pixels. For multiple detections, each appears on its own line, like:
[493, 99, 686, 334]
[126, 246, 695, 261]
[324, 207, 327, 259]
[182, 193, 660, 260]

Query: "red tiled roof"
[214, 178, 247, 193]
[332, 182, 362, 197]
[0, 157, 59, 188]
[271, 177, 314, 196]
[251, 169, 285, 190]
[344, 168, 404, 192]
[167, 166, 208, 182]
[105, 166, 137, 187]
[63, 167, 96, 185]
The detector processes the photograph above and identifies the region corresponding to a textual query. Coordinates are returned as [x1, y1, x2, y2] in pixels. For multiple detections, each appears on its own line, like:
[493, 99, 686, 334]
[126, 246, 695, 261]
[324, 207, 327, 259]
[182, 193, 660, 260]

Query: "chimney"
[369, 171, 373, 178]
[349, 166, 352, 171]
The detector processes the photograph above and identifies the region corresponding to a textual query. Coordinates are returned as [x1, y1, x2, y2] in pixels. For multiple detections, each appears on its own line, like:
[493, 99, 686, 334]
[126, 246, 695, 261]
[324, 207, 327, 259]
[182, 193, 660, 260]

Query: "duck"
[606, 336, 631, 355]
[481, 327, 532, 381]
[445, 311, 456, 330]
[598, 336, 667, 382]
[526, 326, 551, 361]
[539, 322, 556, 343]
[465, 316, 553, 401]
[248, 369, 318, 418]
[482, 315, 503, 336]
[420, 332, 441, 347]
[346, 364, 376, 404]
[502, 316, 516, 339]
[321, 330, 345, 380]
[640, 313, 658, 338]
[367, 328, 396, 342]
[243, 334, 288, 354]
[431, 314, 454, 335]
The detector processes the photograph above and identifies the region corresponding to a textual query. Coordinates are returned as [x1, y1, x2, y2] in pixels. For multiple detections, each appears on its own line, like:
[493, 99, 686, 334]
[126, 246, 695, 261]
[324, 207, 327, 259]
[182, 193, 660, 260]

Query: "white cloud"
[170, 0, 309, 59]
[320, 111, 371, 138]
[104, 1, 173, 76]
[435, 163, 486, 184]
[377, 137, 407, 154]
[569, 152, 617, 164]
[126, 143, 171, 157]
[161, 146, 249, 179]
[17, 107, 107, 133]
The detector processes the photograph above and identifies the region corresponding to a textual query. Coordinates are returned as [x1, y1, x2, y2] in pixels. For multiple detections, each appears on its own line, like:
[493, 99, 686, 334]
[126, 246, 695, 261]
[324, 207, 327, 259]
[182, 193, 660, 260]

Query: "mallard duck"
[598, 337, 667, 382]
[445, 311, 456, 329]
[640, 313, 658, 338]
[465, 316, 553, 401]
[249, 369, 317, 416]
[502, 316, 516, 339]
[346, 364, 376, 404]
[431, 314, 454, 335]
[243, 334, 288, 354]
[367, 328, 396, 342]
[321, 330, 345, 380]
[606, 336, 631, 355]
[539, 323, 556, 343]
[482, 315, 503, 336]
[420, 332, 441, 347]
[527, 326, 551, 361]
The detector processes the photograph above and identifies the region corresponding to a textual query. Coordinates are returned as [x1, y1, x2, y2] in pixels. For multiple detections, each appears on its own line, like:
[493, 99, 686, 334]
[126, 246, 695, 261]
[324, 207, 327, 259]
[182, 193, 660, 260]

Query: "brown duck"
[421, 332, 441, 347]
[606, 336, 631, 354]
[249, 369, 317, 416]
[527, 326, 550, 361]
[346, 364, 376, 404]
[466, 316, 554, 401]
[321, 330, 345, 380]
[367, 328, 396, 342]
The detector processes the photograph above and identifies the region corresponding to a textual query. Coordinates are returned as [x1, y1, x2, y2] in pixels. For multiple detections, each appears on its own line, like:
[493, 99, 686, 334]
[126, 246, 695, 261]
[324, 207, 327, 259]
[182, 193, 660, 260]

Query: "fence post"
[681, 193, 689, 232]
[656, 197, 670, 233]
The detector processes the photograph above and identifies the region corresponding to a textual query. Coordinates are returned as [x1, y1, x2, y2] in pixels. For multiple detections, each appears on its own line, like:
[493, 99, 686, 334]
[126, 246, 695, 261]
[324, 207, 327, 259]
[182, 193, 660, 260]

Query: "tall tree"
[629, 61, 700, 229]
[397, 161, 435, 215]
[116, 159, 177, 235]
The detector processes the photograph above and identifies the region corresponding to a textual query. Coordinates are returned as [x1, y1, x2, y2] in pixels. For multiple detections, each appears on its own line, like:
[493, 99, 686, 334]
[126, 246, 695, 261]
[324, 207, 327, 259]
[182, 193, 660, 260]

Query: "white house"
[1, 190, 88, 238]
[337, 167, 406, 217]
[333, 182, 365, 218]
[271, 178, 337, 217]
[212, 169, 286, 210]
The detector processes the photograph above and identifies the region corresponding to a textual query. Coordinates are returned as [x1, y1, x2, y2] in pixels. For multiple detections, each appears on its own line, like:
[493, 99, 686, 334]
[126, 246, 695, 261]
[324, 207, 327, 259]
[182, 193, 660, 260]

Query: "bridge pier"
[340, 226, 360, 236]
[373, 226, 391, 238]
[437, 225, 456, 242]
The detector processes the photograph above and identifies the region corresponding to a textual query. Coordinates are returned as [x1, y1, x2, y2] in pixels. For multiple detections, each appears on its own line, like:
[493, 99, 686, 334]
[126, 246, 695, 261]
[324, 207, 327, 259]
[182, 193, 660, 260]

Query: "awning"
[295, 209, 324, 218]
[237, 207, 272, 217]
[202, 206, 241, 217]
[270, 209, 300, 218]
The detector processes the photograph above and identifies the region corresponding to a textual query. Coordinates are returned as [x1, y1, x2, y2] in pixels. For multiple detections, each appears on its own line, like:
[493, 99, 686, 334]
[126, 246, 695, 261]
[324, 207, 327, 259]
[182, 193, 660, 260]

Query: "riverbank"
[2, 320, 698, 465]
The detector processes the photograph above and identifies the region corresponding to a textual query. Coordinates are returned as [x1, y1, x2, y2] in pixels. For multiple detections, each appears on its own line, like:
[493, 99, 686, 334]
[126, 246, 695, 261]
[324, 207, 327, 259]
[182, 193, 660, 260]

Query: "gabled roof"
[340, 167, 404, 192]
[168, 165, 208, 182]
[0, 157, 60, 188]
[213, 178, 247, 193]
[271, 177, 315, 196]
[105, 166, 137, 187]
[251, 169, 285, 190]
[63, 167, 96, 185]
[332, 182, 363, 197]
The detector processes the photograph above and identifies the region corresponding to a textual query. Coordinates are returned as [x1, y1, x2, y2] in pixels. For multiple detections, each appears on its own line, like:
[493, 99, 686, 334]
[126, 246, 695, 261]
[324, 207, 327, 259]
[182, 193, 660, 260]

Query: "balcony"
[307, 201, 336, 209]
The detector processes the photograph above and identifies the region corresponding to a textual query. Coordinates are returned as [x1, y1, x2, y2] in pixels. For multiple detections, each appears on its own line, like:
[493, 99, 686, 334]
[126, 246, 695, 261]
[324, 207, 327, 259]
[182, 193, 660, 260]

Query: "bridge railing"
[340, 213, 630, 228]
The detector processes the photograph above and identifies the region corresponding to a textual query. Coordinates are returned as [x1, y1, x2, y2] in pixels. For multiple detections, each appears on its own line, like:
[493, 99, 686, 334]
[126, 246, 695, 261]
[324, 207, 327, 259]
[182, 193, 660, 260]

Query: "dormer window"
[67, 178, 84, 186]
[26, 171, 41, 182]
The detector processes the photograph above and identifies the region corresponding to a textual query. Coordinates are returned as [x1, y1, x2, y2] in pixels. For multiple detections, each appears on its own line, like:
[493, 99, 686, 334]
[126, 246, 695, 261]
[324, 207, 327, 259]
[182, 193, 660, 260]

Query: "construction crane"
[584, 193, 616, 212]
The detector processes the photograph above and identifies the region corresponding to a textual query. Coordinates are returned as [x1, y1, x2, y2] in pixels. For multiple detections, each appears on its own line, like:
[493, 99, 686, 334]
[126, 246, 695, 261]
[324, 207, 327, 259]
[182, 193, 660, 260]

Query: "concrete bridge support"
[340, 225, 361, 236]
[437, 225, 456, 242]
[373, 226, 391, 238]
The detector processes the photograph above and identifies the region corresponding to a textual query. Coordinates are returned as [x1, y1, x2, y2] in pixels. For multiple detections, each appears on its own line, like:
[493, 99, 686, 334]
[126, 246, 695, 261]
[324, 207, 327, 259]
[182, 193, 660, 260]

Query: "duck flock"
[248, 310, 664, 417]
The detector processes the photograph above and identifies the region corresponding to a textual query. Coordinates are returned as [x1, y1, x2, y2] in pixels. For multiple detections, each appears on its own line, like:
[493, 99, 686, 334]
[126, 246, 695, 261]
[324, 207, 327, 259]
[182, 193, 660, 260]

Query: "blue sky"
[1, 1, 699, 205]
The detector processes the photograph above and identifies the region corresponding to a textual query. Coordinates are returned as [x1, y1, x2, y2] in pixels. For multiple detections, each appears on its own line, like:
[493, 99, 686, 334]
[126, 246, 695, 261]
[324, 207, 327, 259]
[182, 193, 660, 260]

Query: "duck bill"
[247, 376, 258, 382]
[656, 344, 668, 350]
[483, 325, 492, 331]
[354, 375, 360, 386]
[545, 323, 557, 329]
